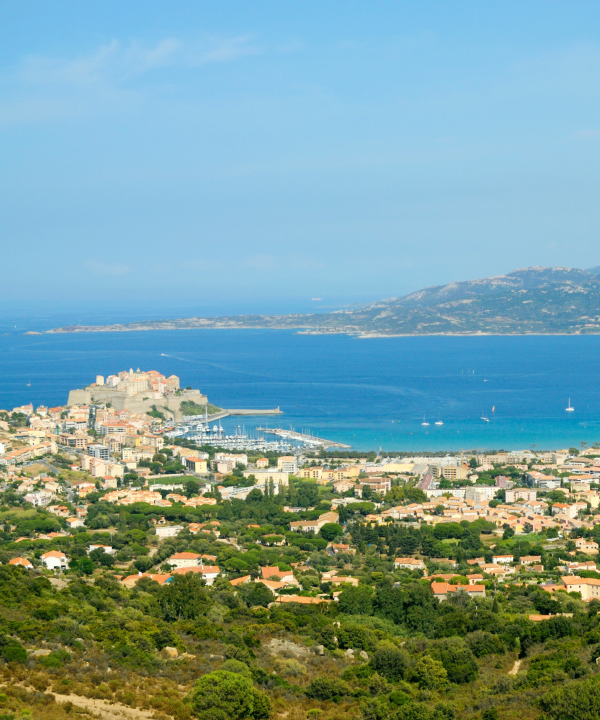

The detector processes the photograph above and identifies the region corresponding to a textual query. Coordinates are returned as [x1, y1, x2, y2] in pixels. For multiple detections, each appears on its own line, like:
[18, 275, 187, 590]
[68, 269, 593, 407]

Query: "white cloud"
[85, 261, 130, 276]
[10, 35, 259, 89]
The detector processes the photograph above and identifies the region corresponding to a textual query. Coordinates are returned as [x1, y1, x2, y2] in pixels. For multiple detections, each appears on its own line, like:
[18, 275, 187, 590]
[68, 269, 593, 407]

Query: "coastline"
[38, 324, 599, 338]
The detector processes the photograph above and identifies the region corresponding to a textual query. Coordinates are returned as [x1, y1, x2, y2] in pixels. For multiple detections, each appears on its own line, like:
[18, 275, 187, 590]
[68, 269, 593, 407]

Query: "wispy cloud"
[14, 35, 259, 88]
[85, 261, 130, 276]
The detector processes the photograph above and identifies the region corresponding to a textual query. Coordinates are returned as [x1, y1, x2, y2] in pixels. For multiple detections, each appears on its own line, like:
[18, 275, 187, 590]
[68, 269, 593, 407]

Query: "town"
[1, 373, 600, 720]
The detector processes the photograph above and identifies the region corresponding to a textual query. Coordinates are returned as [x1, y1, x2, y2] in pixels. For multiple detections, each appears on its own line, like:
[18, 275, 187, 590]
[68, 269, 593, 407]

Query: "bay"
[0, 328, 598, 452]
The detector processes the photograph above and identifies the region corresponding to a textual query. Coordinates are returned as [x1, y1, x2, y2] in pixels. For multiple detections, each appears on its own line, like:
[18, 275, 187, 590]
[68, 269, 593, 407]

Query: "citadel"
[67, 368, 208, 420]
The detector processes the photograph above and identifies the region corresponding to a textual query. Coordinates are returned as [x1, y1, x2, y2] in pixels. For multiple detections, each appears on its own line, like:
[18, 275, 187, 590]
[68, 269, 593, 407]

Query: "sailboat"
[421, 416, 430, 426]
[26, 379, 31, 387]
[565, 398, 575, 412]
[435, 415, 443, 426]
[481, 410, 490, 422]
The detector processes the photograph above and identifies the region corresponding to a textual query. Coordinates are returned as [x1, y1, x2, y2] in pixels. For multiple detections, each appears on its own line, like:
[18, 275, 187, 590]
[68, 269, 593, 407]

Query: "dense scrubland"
[2, 457, 600, 720]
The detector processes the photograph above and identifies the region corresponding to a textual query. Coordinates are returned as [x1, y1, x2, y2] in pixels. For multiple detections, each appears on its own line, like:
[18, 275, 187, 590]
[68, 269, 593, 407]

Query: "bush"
[0, 634, 27, 664]
[466, 631, 505, 658]
[189, 670, 271, 720]
[40, 650, 72, 668]
[370, 648, 408, 681]
[306, 676, 350, 702]
[414, 655, 448, 689]
[429, 638, 478, 684]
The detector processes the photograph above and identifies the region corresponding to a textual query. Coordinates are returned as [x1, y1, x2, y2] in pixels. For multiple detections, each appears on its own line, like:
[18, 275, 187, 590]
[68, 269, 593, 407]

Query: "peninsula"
[45, 265, 600, 336]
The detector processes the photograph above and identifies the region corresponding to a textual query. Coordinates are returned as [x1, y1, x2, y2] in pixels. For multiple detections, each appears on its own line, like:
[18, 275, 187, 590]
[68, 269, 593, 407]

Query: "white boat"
[435, 415, 443, 426]
[481, 411, 490, 422]
[566, 398, 574, 412]
[421, 416, 430, 426]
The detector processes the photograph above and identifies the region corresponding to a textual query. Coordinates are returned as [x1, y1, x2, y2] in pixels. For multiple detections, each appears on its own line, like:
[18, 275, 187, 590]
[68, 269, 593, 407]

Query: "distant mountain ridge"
[46, 266, 600, 336]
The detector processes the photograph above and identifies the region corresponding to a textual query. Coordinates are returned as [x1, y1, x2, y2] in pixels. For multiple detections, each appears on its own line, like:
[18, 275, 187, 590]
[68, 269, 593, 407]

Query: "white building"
[41, 551, 69, 571]
[156, 525, 184, 539]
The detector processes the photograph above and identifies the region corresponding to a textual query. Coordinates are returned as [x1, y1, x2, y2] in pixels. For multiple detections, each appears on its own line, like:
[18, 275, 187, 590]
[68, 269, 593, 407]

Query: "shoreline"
[36, 325, 600, 338]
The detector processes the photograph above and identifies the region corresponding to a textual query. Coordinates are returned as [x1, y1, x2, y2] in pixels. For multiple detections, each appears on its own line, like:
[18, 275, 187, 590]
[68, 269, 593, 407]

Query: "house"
[575, 538, 599, 554]
[229, 575, 251, 587]
[66, 517, 85, 529]
[255, 458, 269, 469]
[260, 566, 297, 585]
[41, 551, 68, 571]
[431, 582, 486, 601]
[520, 555, 542, 565]
[171, 565, 220, 585]
[155, 525, 184, 539]
[328, 576, 359, 587]
[331, 543, 355, 555]
[289, 510, 339, 532]
[8, 557, 32, 569]
[492, 555, 514, 565]
[561, 575, 600, 601]
[275, 595, 330, 605]
[167, 552, 201, 569]
[88, 544, 115, 555]
[121, 572, 172, 589]
[394, 557, 426, 571]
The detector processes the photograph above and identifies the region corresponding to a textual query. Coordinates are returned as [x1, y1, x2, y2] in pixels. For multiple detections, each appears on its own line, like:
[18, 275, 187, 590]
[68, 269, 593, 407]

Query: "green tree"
[189, 670, 271, 720]
[414, 655, 448, 689]
[338, 585, 374, 615]
[319, 522, 344, 542]
[159, 573, 211, 621]
[370, 648, 408, 681]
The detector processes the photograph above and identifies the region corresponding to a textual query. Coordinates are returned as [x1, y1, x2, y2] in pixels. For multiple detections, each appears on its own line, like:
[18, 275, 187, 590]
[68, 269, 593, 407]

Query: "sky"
[2, 1, 600, 317]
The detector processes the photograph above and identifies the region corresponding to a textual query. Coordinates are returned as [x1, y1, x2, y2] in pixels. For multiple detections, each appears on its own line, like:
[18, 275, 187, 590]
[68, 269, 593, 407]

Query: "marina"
[255, 426, 351, 449]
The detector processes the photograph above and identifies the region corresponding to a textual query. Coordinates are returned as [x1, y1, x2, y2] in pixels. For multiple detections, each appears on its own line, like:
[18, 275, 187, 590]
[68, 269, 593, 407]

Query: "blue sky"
[2, 1, 600, 315]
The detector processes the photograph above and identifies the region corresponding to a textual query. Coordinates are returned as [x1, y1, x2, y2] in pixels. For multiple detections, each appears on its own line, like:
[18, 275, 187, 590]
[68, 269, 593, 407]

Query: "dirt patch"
[51, 691, 162, 720]
[508, 659, 521, 675]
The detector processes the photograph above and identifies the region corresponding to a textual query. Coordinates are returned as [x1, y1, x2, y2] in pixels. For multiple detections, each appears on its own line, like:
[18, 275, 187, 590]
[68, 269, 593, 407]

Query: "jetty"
[255, 427, 351, 449]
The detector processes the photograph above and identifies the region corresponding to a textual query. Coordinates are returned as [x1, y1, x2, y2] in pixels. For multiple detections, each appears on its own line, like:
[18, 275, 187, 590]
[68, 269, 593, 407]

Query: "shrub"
[429, 639, 478, 684]
[369, 648, 408, 681]
[306, 676, 350, 702]
[414, 655, 448, 689]
[189, 671, 271, 720]
[466, 631, 505, 658]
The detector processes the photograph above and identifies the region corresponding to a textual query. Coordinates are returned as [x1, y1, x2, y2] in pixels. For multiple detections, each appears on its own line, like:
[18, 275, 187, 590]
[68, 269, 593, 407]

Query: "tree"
[184, 479, 200, 498]
[243, 582, 274, 608]
[159, 573, 211, 621]
[540, 676, 600, 720]
[338, 585, 374, 615]
[414, 655, 448, 689]
[189, 671, 271, 720]
[370, 648, 408, 681]
[320, 522, 344, 542]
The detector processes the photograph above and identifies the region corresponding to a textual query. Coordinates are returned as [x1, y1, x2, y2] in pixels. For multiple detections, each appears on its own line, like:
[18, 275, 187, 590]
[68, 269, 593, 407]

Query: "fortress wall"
[67, 389, 91, 406]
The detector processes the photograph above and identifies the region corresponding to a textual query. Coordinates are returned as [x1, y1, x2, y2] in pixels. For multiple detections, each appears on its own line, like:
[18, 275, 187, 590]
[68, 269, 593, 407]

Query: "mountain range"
[47, 266, 600, 336]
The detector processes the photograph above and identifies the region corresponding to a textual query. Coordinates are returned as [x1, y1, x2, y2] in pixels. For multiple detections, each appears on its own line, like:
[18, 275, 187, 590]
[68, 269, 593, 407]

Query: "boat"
[421, 416, 430, 426]
[565, 398, 575, 412]
[26, 379, 31, 387]
[481, 411, 490, 422]
[435, 415, 443, 426]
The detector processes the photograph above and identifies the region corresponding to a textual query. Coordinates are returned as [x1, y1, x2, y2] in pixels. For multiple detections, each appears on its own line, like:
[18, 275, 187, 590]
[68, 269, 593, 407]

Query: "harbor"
[255, 426, 351, 449]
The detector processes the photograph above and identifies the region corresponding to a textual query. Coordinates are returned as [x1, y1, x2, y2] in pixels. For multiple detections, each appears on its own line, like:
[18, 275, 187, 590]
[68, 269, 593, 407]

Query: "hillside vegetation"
[47, 267, 600, 336]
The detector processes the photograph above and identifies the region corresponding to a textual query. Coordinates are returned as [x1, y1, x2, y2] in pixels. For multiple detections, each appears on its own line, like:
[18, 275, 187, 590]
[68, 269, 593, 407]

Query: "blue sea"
[0, 316, 599, 452]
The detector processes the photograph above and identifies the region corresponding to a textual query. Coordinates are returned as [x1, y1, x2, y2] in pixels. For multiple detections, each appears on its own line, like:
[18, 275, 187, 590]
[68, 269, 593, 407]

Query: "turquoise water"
[0, 326, 599, 452]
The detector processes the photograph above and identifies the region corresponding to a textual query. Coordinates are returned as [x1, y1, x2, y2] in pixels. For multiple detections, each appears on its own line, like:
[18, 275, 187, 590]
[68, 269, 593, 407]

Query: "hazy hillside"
[47, 266, 600, 336]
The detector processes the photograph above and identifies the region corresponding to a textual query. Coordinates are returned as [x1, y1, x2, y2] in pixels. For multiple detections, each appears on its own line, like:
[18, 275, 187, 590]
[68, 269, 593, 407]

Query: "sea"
[1, 309, 599, 453]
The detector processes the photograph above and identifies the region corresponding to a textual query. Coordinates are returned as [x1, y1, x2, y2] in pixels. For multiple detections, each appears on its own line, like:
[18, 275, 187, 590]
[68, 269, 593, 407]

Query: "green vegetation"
[180, 401, 222, 416]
